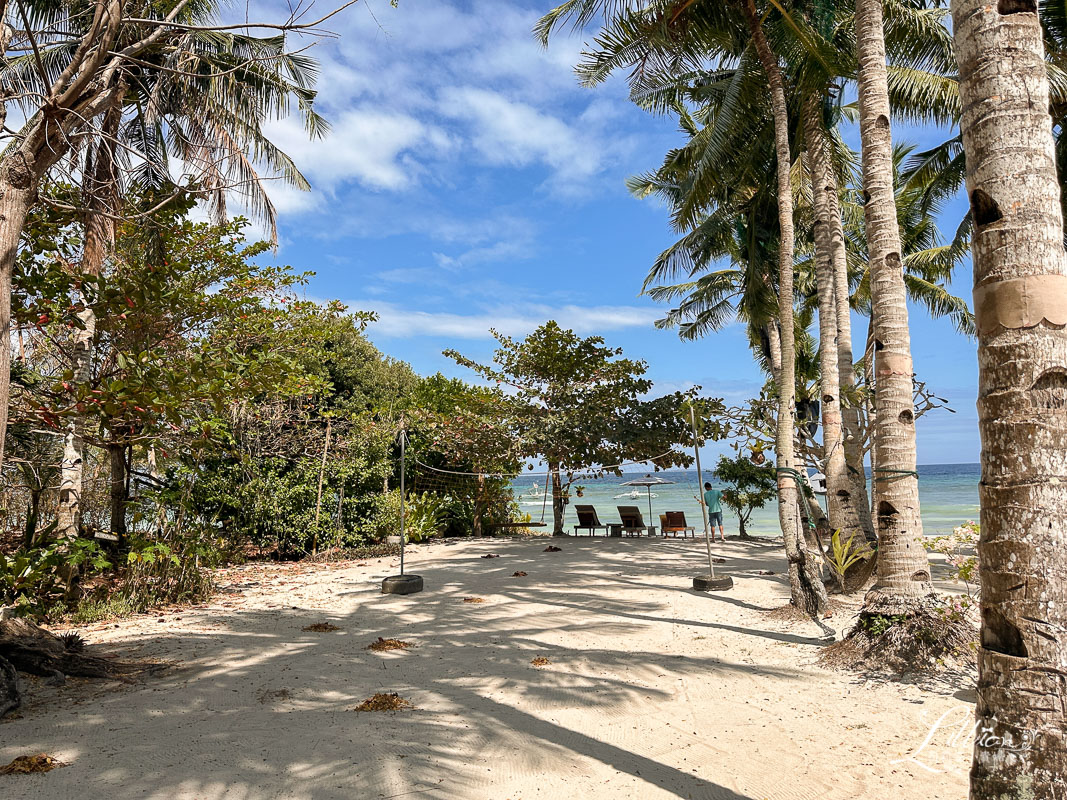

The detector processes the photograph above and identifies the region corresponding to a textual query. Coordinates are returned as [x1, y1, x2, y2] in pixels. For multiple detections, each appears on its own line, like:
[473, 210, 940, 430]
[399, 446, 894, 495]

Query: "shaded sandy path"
[2, 537, 972, 799]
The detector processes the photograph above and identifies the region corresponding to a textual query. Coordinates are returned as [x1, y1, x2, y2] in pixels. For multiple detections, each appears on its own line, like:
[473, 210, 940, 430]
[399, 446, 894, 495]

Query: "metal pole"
[690, 405, 715, 579]
[399, 427, 406, 576]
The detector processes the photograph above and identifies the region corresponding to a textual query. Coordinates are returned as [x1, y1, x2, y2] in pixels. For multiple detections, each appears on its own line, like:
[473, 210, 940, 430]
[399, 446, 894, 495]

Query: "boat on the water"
[613, 489, 657, 500]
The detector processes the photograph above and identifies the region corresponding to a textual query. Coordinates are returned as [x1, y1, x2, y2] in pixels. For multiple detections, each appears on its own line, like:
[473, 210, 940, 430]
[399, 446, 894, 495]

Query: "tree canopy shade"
[445, 322, 712, 533]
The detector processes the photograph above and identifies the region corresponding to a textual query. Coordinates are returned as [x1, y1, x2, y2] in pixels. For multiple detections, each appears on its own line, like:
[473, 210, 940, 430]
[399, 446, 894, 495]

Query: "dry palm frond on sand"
[0, 754, 65, 774]
[368, 638, 412, 652]
[302, 623, 340, 632]
[353, 693, 412, 712]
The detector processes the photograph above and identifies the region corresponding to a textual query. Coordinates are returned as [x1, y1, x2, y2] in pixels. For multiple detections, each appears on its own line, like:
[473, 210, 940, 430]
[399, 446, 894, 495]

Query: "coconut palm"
[0, 1, 327, 474]
[541, 0, 837, 621]
[953, 0, 1067, 793]
[2, 1, 326, 537]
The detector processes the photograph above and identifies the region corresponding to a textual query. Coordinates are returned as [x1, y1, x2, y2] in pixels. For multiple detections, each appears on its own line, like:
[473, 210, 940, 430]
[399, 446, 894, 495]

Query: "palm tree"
[953, 0, 1067, 793]
[852, 0, 934, 613]
[0, 1, 327, 475]
[540, 0, 837, 620]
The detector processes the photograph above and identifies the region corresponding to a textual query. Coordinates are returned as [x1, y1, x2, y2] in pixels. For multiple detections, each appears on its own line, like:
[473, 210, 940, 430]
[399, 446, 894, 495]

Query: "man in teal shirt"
[702, 482, 725, 541]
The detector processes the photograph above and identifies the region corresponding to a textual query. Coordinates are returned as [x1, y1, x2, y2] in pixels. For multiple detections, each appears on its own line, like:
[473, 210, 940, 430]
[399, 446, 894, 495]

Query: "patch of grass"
[0, 754, 65, 774]
[368, 637, 412, 652]
[60, 595, 141, 625]
[352, 693, 412, 712]
[301, 622, 340, 632]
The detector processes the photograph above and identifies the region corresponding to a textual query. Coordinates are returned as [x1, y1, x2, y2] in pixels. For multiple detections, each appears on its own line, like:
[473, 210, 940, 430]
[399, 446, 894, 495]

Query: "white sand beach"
[1, 537, 973, 800]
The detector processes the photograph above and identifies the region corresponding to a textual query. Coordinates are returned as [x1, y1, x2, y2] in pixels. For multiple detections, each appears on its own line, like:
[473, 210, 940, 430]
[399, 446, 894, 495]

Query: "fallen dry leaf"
[352, 693, 412, 712]
[531, 657, 550, 667]
[368, 637, 412, 652]
[462, 596, 486, 604]
[0, 754, 65, 775]
[302, 622, 340, 632]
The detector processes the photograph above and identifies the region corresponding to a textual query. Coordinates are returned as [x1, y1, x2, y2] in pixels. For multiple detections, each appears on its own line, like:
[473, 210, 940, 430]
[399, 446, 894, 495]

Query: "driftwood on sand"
[0, 617, 158, 717]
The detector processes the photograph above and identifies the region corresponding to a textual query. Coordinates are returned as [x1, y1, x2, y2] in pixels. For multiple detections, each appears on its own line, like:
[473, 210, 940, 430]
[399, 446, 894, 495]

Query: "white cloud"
[359, 300, 661, 339]
[439, 86, 608, 190]
[265, 109, 449, 192]
[242, 0, 643, 208]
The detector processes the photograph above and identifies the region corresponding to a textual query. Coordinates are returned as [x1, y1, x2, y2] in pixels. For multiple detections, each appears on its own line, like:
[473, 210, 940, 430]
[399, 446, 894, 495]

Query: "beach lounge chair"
[617, 506, 651, 536]
[663, 511, 696, 538]
[573, 505, 610, 536]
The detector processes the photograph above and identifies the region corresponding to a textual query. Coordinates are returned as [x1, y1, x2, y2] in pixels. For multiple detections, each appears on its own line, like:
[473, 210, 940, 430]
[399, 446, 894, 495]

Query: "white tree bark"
[744, 0, 829, 617]
[56, 108, 120, 542]
[803, 101, 866, 553]
[953, 0, 1067, 793]
[823, 154, 875, 541]
[854, 0, 933, 609]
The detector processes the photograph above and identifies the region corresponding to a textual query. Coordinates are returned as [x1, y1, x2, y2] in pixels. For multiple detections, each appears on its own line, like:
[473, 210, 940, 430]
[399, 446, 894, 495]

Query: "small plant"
[824, 529, 874, 591]
[405, 492, 447, 543]
[926, 521, 980, 598]
[858, 613, 908, 637]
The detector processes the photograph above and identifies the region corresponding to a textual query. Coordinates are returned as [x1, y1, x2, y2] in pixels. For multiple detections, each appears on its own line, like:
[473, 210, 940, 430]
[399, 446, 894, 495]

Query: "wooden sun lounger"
[573, 505, 611, 536]
[663, 511, 696, 538]
[616, 506, 652, 536]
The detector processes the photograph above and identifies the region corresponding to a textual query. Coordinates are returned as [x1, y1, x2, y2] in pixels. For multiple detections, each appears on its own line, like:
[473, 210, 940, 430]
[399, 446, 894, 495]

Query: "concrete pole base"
[382, 574, 424, 595]
[693, 574, 733, 592]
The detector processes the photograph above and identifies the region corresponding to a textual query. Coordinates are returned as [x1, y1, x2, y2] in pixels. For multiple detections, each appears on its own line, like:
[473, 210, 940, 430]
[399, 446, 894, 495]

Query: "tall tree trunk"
[822, 138, 875, 542]
[57, 99, 121, 544]
[743, 0, 829, 619]
[549, 463, 565, 535]
[0, 175, 38, 475]
[854, 0, 932, 610]
[954, 0, 1067, 793]
[108, 438, 126, 539]
[803, 100, 865, 551]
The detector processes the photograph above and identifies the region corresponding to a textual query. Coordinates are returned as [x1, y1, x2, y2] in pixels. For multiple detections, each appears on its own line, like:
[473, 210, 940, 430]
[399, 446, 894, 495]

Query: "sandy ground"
[1, 536, 974, 800]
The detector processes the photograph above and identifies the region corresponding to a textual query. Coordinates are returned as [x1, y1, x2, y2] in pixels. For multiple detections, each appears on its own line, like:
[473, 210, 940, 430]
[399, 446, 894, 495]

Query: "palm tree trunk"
[743, 0, 829, 618]
[823, 149, 875, 541]
[954, 0, 1067, 792]
[854, 0, 932, 610]
[803, 99, 865, 551]
[0, 176, 39, 475]
[57, 99, 122, 545]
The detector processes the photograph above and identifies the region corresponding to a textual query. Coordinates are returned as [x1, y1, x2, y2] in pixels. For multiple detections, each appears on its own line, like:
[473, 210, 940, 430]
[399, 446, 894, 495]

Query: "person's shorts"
[709, 511, 723, 526]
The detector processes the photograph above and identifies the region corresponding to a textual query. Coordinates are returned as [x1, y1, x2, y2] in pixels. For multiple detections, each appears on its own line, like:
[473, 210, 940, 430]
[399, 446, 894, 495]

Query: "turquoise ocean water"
[515, 463, 980, 537]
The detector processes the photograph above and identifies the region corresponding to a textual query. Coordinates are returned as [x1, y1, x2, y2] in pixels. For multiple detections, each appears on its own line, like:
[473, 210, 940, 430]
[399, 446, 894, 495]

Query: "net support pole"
[399, 426, 407, 576]
[690, 405, 715, 579]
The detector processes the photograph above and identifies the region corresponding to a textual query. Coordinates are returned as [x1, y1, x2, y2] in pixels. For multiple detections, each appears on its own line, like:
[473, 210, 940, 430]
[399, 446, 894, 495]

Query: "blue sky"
[254, 0, 979, 465]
